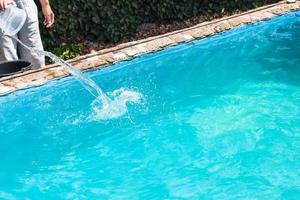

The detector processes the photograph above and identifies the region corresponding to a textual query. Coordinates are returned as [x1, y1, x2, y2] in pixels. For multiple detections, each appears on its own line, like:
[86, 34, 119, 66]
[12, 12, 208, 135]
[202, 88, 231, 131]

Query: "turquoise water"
[1, 12, 300, 199]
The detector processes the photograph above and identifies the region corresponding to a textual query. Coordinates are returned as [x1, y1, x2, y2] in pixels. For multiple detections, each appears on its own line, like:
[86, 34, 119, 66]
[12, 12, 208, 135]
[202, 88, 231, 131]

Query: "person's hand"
[0, 0, 14, 11]
[42, 5, 54, 28]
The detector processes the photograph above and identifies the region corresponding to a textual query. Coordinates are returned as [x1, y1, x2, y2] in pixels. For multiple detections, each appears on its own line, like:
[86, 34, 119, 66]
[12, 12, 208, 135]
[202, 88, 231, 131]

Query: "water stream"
[11, 36, 143, 120]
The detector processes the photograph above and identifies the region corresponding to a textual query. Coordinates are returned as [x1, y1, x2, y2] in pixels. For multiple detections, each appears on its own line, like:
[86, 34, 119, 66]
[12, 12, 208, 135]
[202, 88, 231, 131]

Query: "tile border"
[0, 1, 299, 96]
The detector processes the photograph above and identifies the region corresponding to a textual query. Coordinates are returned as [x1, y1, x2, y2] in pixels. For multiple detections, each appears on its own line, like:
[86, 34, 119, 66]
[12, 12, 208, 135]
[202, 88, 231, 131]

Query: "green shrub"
[51, 44, 83, 61]
[36, 0, 281, 50]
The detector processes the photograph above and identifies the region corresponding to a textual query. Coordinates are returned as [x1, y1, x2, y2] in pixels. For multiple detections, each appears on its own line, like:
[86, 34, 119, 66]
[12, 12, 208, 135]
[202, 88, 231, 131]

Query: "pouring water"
[0, 7, 143, 120]
[11, 36, 143, 120]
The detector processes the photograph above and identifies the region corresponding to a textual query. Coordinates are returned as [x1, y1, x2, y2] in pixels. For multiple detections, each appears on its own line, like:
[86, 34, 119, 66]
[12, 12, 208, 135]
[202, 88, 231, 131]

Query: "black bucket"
[0, 60, 32, 77]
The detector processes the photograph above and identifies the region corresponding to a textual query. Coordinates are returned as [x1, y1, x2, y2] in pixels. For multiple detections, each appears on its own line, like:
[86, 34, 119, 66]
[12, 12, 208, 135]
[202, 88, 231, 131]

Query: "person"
[0, 0, 54, 69]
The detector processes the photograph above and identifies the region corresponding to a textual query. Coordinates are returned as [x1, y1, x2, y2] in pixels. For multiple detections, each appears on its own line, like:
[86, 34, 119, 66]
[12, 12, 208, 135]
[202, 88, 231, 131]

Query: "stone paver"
[47, 67, 69, 78]
[135, 44, 151, 54]
[184, 29, 205, 39]
[249, 12, 267, 22]
[213, 20, 231, 32]
[262, 11, 277, 19]
[270, 6, 286, 15]
[201, 26, 216, 37]
[77, 58, 108, 70]
[168, 34, 191, 43]
[112, 52, 129, 61]
[100, 53, 115, 63]
[0, 84, 15, 95]
[121, 47, 142, 57]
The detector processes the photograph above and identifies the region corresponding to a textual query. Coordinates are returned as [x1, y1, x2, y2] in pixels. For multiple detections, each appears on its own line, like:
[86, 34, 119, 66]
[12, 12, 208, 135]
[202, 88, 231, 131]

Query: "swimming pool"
[1, 12, 300, 199]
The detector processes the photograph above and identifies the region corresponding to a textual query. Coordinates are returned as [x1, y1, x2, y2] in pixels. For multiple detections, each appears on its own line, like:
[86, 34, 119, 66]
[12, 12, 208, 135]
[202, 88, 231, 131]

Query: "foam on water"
[90, 88, 143, 121]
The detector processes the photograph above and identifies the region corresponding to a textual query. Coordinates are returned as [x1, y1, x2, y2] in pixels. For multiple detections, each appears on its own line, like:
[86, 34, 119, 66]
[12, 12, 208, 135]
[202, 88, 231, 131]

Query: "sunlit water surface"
[1, 13, 300, 199]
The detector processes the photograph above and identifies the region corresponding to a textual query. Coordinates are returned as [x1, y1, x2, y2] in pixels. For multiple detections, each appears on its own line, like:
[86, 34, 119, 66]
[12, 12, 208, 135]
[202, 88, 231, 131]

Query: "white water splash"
[89, 88, 143, 121]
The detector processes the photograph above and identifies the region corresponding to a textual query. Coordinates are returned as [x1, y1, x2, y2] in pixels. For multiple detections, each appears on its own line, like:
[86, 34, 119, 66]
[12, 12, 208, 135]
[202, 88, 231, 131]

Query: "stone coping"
[0, 1, 299, 96]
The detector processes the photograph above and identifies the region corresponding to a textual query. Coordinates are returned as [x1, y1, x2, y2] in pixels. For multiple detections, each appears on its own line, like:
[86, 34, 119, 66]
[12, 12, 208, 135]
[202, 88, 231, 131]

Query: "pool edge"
[0, 1, 299, 96]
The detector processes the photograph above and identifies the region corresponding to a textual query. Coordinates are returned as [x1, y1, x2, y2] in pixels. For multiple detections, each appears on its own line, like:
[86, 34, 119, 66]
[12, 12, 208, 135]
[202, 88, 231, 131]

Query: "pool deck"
[0, 1, 299, 96]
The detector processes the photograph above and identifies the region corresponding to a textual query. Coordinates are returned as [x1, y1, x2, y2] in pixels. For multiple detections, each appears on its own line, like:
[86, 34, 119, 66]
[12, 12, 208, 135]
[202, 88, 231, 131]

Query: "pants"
[0, 0, 45, 69]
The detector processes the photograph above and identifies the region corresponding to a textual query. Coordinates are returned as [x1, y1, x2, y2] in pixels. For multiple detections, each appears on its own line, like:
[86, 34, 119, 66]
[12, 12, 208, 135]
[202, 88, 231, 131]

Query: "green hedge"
[36, 0, 280, 50]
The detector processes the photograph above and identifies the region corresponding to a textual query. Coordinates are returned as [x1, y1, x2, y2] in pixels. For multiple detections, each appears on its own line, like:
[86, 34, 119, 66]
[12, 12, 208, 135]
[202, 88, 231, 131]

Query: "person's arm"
[0, 0, 15, 11]
[39, 0, 54, 28]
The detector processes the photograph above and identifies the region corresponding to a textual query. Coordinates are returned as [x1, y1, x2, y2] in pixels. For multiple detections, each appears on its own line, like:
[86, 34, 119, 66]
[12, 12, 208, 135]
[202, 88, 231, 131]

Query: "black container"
[0, 60, 32, 77]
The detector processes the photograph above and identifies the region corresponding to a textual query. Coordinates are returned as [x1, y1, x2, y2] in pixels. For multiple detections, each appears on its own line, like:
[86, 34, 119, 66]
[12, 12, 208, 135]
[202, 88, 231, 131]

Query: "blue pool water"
[1, 13, 300, 199]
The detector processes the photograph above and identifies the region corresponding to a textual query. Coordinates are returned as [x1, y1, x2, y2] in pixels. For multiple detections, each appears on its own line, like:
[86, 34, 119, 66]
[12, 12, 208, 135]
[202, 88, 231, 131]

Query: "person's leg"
[0, 35, 18, 61]
[18, 0, 45, 69]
